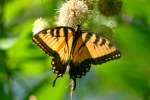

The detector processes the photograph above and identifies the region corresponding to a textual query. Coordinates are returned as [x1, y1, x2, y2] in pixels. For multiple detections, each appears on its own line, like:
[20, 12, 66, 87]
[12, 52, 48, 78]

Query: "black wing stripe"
[99, 38, 106, 46]
[84, 32, 92, 42]
[56, 28, 60, 37]
[51, 29, 54, 36]
[64, 28, 69, 46]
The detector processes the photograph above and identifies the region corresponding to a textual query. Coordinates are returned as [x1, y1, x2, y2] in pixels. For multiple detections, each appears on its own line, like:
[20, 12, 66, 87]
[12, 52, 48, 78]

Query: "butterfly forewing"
[85, 32, 120, 63]
[72, 31, 121, 65]
[32, 27, 74, 64]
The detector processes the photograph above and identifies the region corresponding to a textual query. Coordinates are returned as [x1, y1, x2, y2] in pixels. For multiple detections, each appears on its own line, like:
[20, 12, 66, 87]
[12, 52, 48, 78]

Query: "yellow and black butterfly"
[32, 26, 121, 90]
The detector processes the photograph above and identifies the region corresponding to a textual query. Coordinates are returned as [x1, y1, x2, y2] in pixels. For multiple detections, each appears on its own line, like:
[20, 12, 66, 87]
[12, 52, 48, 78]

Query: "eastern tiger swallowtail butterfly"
[32, 26, 121, 90]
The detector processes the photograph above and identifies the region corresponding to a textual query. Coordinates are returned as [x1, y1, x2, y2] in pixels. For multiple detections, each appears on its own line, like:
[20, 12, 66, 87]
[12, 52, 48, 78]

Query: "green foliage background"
[0, 0, 150, 100]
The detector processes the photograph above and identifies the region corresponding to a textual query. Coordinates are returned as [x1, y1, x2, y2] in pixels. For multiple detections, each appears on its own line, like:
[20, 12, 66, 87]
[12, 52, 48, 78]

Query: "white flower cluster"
[32, 0, 89, 35]
[56, 0, 88, 29]
[32, 18, 50, 35]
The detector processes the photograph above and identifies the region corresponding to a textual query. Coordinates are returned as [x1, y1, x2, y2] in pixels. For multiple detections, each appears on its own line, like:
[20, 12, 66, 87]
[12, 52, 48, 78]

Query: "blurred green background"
[0, 0, 150, 100]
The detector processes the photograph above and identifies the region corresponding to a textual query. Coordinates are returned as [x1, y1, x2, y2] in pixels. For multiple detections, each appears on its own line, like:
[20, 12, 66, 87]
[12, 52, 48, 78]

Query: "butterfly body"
[32, 26, 121, 89]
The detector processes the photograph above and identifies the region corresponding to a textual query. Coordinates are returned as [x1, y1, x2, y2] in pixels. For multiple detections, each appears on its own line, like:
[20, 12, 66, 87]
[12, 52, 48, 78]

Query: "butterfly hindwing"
[32, 27, 74, 75]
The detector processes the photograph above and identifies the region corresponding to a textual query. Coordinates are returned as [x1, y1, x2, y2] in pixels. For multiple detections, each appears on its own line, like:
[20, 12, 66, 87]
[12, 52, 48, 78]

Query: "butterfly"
[32, 26, 121, 90]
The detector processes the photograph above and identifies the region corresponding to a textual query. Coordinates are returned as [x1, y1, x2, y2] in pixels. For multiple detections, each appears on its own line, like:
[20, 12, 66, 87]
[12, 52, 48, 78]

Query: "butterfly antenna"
[70, 78, 76, 99]
[53, 75, 60, 87]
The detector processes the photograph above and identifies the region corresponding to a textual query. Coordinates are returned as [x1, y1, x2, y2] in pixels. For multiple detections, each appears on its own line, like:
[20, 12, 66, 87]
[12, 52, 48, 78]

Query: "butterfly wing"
[69, 32, 121, 78]
[32, 27, 74, 76]
[83, 32, 121, 64]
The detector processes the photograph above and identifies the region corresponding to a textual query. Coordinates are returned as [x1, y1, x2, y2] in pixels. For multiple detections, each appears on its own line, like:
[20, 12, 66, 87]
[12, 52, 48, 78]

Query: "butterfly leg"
[52, 75, 61, 87]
